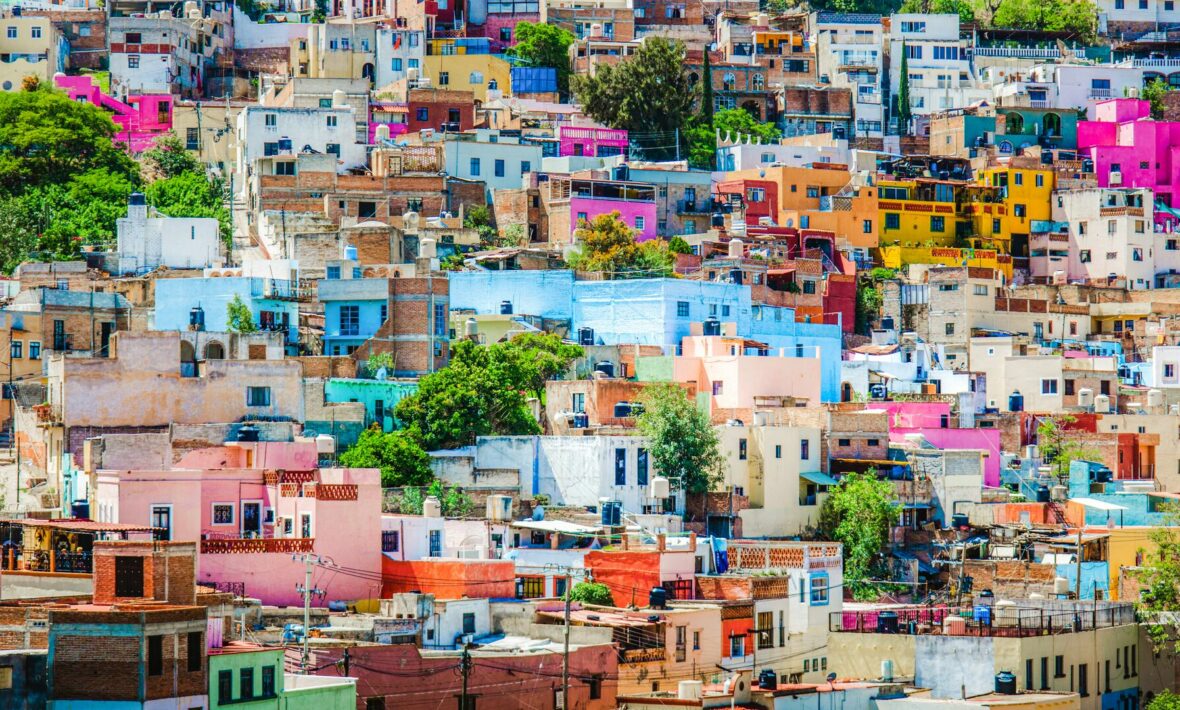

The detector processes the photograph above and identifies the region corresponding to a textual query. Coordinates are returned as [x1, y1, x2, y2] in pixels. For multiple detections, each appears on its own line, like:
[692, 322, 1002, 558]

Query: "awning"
[1069, 497, 1128, 511]
[800, 471, 839, 486]
[904, 502, 933, 509]
[508, 520, 602, 535]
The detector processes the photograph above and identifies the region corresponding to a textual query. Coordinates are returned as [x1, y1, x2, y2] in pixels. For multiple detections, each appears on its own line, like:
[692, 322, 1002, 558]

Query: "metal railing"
[833, 603, 1136, 637]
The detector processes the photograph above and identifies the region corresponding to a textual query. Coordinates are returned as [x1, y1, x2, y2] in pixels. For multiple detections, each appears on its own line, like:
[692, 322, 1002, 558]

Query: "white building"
[888, 14, 988, 129]
[108, 7, 231, 98]
[374, 27, 425, 90]
[113, 193, 221, 275]
[441, 130, 543, 197]
[814, 12, 885, 137]
[715, 136, 850, 172]
[1150, 345, 1180, 389]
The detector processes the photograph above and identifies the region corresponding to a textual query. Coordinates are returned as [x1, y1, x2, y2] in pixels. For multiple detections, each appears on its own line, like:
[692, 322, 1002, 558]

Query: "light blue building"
[318, 275, 389, 355]
[153, 277, 299, 348]
[449, 271, 842, 400]
[325, 378, 418, 432]
[1068, 460, 1169, 526]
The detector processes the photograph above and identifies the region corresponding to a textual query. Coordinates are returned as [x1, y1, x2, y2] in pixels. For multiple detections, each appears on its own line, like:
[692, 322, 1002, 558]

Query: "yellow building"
[829, 602, 1139, 710]
[290, 21, 377, 81]
[0, 16, 58, 92]
[171, 101, 247, 173]
[978, 166, 1056, 258]
[879, 244, 1014, 280]
[421, 53, 511, 104]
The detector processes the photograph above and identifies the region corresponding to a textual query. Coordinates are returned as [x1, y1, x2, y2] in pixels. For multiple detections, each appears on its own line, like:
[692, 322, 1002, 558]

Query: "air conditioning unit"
[1110, 171, 1122, 186]
[457, 548, 486, 559]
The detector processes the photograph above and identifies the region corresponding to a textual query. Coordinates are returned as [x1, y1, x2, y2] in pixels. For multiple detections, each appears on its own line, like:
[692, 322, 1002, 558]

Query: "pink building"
[55, 74, 173, 153]
[369, 101, 409, 144]
[865, 402, 1002, 487]
[1078, 98, 1180, 226]
[477, 14, 541, 53]
[559, 125, 629, 158]
[94, 440, 383, 606]
[568, 179, 658, 240]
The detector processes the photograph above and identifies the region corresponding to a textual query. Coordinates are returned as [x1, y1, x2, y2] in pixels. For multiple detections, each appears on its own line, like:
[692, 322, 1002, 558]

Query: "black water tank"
[711, 213, 725, 228]
[876, 611, 899, 633]
[952, 513, 969, 529]
[703, 318, 721, 336]
[571, 413, 589, 428]
[1094, 467, 1113, 483]
[730, 269, 743, 285]
[595, 361, 615, 378]
[189, 306, 205, 329]
[237, 424, 260, 442]
[995, 672, 1017, 695]
[129, 192, 146, 206]
[578, 327, 595, 346]
[614, 402, 633, 418]
[1035, 485, 1050, 503]
[649, 586, 667, 609]
[600, 501, 621, 526]
[500, 300, 513, 315]
[759, 669, 778, 689]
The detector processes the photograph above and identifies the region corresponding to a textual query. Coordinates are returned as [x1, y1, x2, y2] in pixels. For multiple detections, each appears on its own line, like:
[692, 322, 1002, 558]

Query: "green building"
[209, 643, 355, 710]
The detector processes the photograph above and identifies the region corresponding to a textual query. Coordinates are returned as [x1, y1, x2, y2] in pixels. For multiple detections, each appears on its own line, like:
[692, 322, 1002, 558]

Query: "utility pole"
[561, 570, 571, 710]
[460, 643, 473, 710]
[295, 553, 326, 672]
[1074, 526, 1083, 600]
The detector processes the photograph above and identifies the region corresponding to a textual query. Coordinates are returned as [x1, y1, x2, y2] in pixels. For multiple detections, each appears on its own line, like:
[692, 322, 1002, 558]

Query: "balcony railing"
[1090, 88, 1114, 99]
[201, 537, 314, 554]
[832, 603, 1136, 637]
[2, 550, 93, 574]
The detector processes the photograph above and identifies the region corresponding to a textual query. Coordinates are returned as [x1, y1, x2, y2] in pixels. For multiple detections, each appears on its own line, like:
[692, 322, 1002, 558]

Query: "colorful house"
[209, 643, 355, 709]
[558, 125, 628, 158]
[1078, 98, 1180, 226]
[55, 74, 173, 153]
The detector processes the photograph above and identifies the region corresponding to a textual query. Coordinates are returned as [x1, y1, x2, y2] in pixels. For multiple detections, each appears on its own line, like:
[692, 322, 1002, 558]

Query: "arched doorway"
[841, 382, 853, 402]
[1004, 112, 1024, 134]
[205, 341, 225, 360]
[180, 340, 197, 377]
[1041, 112, 1062, 137]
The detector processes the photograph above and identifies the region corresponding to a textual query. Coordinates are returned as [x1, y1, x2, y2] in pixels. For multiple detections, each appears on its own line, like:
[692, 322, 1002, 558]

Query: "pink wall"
[571, 197, 657, 240]
[1078, 99, 1180, 219]
[559, 126, 629, 158]
[55, 74, 172, 153]
[477, 13, 541, 52]
[888, 427, 1002, 487]
[865, 401, 952, 429]
[672, 353, 822, 411]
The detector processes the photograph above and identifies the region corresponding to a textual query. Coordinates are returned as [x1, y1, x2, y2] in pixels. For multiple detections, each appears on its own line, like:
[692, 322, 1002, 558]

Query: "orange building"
[381, 558, 517, 599]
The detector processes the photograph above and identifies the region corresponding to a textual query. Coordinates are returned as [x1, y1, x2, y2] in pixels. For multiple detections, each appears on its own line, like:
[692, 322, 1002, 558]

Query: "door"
[100, 322, 114, 357]
[242, 502, 262, 538]
[150, 506, 172, 541]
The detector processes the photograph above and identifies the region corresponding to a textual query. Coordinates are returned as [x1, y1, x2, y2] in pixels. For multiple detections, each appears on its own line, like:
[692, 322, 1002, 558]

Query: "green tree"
[714, 107, 782, 144]
[1134, 505, 1180, 652]
[0, 86, 139, 194]
[507, 22, 576, 95]
[566, 212, 673, 278]
[572, 37, 696, 160]
[145, 171, 232, 247]
[144, 133, 203, 179]
[467, 332, 584, 402]
[667, 236, 692, 255]
[0, 194, 42, 273]
[340, 427, 434, 487]
[311, 0, 327, 22]
[818, 470, 900, 600]
[700, 50, 714, 128]
[393, 479, 475, 516]
[1036, 415, 1099, 481]
[1148, 691, 1180, 710]
[636, 383, 723, 495]
[896, 45, 912, 136]
[567, 581, 615, 606]
[898, 0, 975, 21]
[990, 0, 1097, 40]
[1143, 78, 1171, 120]
[226, 294, 257, 333]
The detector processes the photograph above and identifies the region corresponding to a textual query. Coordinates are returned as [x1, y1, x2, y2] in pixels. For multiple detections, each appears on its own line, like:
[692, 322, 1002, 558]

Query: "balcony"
[971, 46, 1061, 58]
[3, 550, 92, 574]
[1090, 88, 1114, 99]
[831, 603, 1136, 637]
[677, 198, 713, 214]
[32, 403, 61, 427]
[201, 537, 315, 554]
[1100, 206, 1144, 217]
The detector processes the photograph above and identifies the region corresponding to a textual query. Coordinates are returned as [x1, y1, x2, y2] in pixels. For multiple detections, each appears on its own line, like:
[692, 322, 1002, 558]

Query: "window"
[730, 634, 744, 658]
[974, 284, 988, 296]
[128, 55, 140, 69]
[325, 114, 338, 128]
[187, 632, 202, 672]
[416, 107, 429, 122]
[469, 71, 484, 84]
[359, 201, 377, 218]
[905, 44, 923, 59]
[638, 448, 649, 486]
[863, 219, 873, 234]
[994, 218, 1002, 232]
[757, 611, 774, 649]
[339, 305, 359, 336]
[462, 612, 476, 635]
[521, 160, 531, 174]
[1041, 379, 1058, 395]
[263, 142, 279, 157]
[572, 392, 586, 413]
[801, 439, 810, 459]
[1065, 380, 1075, 396]
[518, 576, 544, 598]
[439, 71, 450, 85]
[246, 386, 271, 407]
[946, 322, 955, 336]
[428, 529, 441, 556]
[676, 301, 690, 317]
[148, 636, 164, 676]
[434, 303, 447, 337]
[810, 573, 829, 604]
[261, 666, 275, 697]
[932, 45, 958, 60]
[240, 667, 255, 700]
[635, 216, 646, 231]
[885, 213, 900, 230]
[470, 157, 480, 176]
[382, 530, 400, 552]
[615, 448, 627, 485]
[326, 143, 340, 156]
[275, 161, 296, 176]
[28, 341, 40, 360]
[804, 659, 811, 672]
[930, 216, 946, 232]
[1080, 249, 1092, 263]
[803, 280, 816, 295]
[212, 503, 235, 525]
[1042, 657, 1049, 690]
[185, 127, 200, 151]
[1079, 663, 1089, 697]
[392, 58, 403, 71]
[114, 555, 144, 597]
[901, 20, 926, 31]
[219, 670, 233, 703]
[712, 380, 724, 395]
[494, 159, 505, 177]
[739, 438, 748, 460]
[806, 186, 820, 198]
[1056, 655, 1065, 678]
[1026, 659, 1034, 690]
[9, 341, 20, 360]
[326, 265, 341, 280]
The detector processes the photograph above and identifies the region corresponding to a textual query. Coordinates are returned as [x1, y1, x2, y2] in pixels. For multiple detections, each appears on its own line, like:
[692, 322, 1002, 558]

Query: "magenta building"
[55, 74, 172, 153]
[1078, 98, 1180, 225]
[567, 177, 658, 240]
[559, 125, 629, 158]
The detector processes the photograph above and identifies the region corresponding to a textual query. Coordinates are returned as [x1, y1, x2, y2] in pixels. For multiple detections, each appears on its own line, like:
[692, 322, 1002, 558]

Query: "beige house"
[0, 15, 58, 92]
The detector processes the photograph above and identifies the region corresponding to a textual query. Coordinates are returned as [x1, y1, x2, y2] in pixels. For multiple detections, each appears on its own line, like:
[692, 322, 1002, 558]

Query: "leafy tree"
[144, 133, 203, 179]
[145, 171, 232, 247]
[226, 295, 257, 333]
[855, 276, 884, 334]
[567, 581, 615, 606]
[1149, 690, 1180, 710]
[566, 212, 673, 278]
[636, 383, 723, 495]
[714, 107, 782, 144]
[507, 22, 576, 95]
[572, 37, 696, 159]
[366, 351, 396, 377]
[898, 0, 975, 21]
[990, 0, 1097, 41]
[1143, 78, 1171, 120]
[1134, 505, 1180, 653]
[393, 479, 475, 517]
[1036, 415, 1099, 481]
[667, 236, 693, 255]
[896, 45, 912, 136]
[0, 86, 139, 194]
[700, 49, 714, 128]
[395, 335, 581, 450]
[339, 426, 433, 487]
[818, 470, 900, 600]
[311, 0, 327, 22]
[0, 194, 43, 273]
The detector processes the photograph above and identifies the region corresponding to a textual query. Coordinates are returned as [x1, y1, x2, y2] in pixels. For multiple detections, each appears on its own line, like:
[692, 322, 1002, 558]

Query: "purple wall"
[559, 126, 629, 158]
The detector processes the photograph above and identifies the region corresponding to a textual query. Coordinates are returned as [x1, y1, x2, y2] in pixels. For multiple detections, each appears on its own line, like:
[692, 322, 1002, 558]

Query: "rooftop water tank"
[650, 476, 670, 499]
[1094, 394, 1111, 413]
[995, 672, 1017, 695]
[728, 238, 744, 258]
[344, 244, 358, 260]
[1078, 388, 1094, 409]
[315, 434, 335, 454]
[423, 496, 442, 517]
[1008, 390, 1024, 412]
[1148, 389, 1164, 409]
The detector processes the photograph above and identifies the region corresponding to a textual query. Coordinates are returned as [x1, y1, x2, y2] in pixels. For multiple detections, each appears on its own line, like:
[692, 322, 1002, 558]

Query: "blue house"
[318, 274, 390, 356]
[449, 270, 576, 320]
[1067, 460, 1170, 526]
[153, 277, 300, 348]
